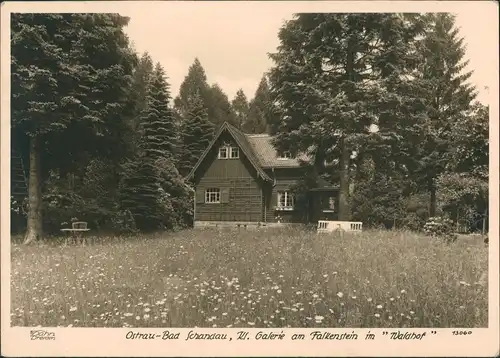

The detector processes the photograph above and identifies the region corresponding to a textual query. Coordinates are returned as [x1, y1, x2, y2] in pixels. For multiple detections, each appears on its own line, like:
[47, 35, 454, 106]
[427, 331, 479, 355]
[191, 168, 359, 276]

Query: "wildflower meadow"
[10, 228, 488, 328]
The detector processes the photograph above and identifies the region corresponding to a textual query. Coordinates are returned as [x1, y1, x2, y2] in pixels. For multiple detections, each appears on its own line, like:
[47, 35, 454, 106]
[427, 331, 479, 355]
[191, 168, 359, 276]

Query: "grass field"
[10, 228, 488, 328]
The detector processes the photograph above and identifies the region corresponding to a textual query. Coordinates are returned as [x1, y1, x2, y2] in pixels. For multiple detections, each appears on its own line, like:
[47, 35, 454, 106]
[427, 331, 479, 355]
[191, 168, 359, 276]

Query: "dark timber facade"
[186, 122, 339, 226]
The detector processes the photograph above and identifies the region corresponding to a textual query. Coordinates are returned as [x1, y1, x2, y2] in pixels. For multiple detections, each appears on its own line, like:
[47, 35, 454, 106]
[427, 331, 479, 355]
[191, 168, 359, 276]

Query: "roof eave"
[226, 125, 272, 182]
[185, 123, 228, 182]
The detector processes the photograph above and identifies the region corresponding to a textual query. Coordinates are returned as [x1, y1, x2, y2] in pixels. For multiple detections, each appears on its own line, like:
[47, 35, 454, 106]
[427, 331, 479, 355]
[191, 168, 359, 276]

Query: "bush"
[109, 209, 138, 234]
[423, 216, 457, 243]
[401, 212, 427, 232]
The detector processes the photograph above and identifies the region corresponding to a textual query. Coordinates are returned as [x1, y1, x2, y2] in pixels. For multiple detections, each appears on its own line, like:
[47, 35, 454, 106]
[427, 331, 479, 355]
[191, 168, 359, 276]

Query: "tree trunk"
[429, 178, 437, 217]
[338, 37, 355, 221]
[23, 136, 43, 244]
[338, 136, 351, 220]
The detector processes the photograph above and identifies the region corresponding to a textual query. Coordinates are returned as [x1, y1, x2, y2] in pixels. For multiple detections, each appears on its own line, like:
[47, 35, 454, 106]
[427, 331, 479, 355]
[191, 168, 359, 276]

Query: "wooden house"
[185, 122, 339, 227]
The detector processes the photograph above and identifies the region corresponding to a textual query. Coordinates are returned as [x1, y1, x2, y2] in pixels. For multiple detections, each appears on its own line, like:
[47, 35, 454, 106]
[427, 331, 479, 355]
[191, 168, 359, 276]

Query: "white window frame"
[277, 191, 294, 210]
[219, 146, 239, 159]
[277, 151, 292, 160]
[230, 147, 239, 158]
[218, 147, 228, 159]
[205, 188, 221, 203]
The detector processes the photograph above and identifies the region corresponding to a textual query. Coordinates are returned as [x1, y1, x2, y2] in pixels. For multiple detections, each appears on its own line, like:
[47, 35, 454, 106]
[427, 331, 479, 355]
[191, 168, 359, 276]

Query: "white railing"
[317, 220, 363, 233]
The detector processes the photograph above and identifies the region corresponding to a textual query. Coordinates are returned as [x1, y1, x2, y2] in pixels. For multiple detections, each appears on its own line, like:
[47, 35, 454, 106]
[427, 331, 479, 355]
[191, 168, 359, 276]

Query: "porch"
[307, 181, 340, 224]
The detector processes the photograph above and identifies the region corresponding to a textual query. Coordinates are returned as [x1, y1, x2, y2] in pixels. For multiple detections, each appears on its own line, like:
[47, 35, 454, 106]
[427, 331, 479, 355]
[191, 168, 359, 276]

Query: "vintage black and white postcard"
[1, 1, 498, 357]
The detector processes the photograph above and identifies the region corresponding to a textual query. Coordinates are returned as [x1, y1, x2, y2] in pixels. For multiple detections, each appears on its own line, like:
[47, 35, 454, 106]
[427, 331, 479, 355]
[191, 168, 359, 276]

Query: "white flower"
[376, 304, 383, 309]
[336, 292, 344, 298]
[314, 315, 324, 322]
[374, 313, 380, 318]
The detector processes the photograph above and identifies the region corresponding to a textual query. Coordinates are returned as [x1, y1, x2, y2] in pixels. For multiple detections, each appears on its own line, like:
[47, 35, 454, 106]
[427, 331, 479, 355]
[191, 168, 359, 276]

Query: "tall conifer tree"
[174, 58, 211, 118]
[232, 89, 249, 130]
[11, 14, 136, 243]
[244, 76, 273, 134]
[179, 91, 215, 177]
[129, 52, 154, 133]
[121, 63, 184, 230]
[209, 84, 238, 127]
[141, 63, 178, 161]
[410, 13, 477, 216]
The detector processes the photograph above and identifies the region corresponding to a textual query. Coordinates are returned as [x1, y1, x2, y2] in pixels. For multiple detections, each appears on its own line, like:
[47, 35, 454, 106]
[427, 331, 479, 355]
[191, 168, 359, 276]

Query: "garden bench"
[61, 221, 90, 245]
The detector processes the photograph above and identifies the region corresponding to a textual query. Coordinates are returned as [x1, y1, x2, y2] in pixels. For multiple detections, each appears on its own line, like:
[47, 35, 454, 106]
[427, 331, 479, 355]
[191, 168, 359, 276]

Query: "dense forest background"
[10, 13, 489, 243]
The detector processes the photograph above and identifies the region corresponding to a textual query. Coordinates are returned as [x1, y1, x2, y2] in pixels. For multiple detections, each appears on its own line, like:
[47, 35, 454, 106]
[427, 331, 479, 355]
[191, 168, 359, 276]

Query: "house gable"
[195, 131, 257, 181]
[186, 122, 272, 182]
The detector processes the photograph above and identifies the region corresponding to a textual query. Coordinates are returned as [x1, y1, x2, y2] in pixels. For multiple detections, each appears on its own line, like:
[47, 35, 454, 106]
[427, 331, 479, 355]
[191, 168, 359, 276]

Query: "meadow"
[10, 228, 488, 328]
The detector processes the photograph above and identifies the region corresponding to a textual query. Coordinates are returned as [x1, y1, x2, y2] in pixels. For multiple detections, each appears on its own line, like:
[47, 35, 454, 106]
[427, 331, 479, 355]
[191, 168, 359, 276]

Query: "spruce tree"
[130, 53, 154, 132]
[244, 76, 273, 134]
[399, 13, 477, 216]
[175, 58, 237, 127]
[179, 91, 215, 177]
[209, 84, 238, 127]
[119, 158, 164, 231]
[232, 89, 249, 130]
[120, 63, 185, 231]
[141, 63, 178, 161]
[174, 58, 211, 118]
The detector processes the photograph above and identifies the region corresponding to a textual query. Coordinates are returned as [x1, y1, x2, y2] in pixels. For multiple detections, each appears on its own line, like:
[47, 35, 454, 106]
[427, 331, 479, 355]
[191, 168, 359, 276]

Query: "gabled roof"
[245, 134, 310, 168]
[185, 122, 272, 182]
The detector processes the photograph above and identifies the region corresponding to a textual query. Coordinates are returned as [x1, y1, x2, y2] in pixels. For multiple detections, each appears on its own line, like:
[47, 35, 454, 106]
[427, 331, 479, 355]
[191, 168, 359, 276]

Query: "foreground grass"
[10, 228, 488, 328]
